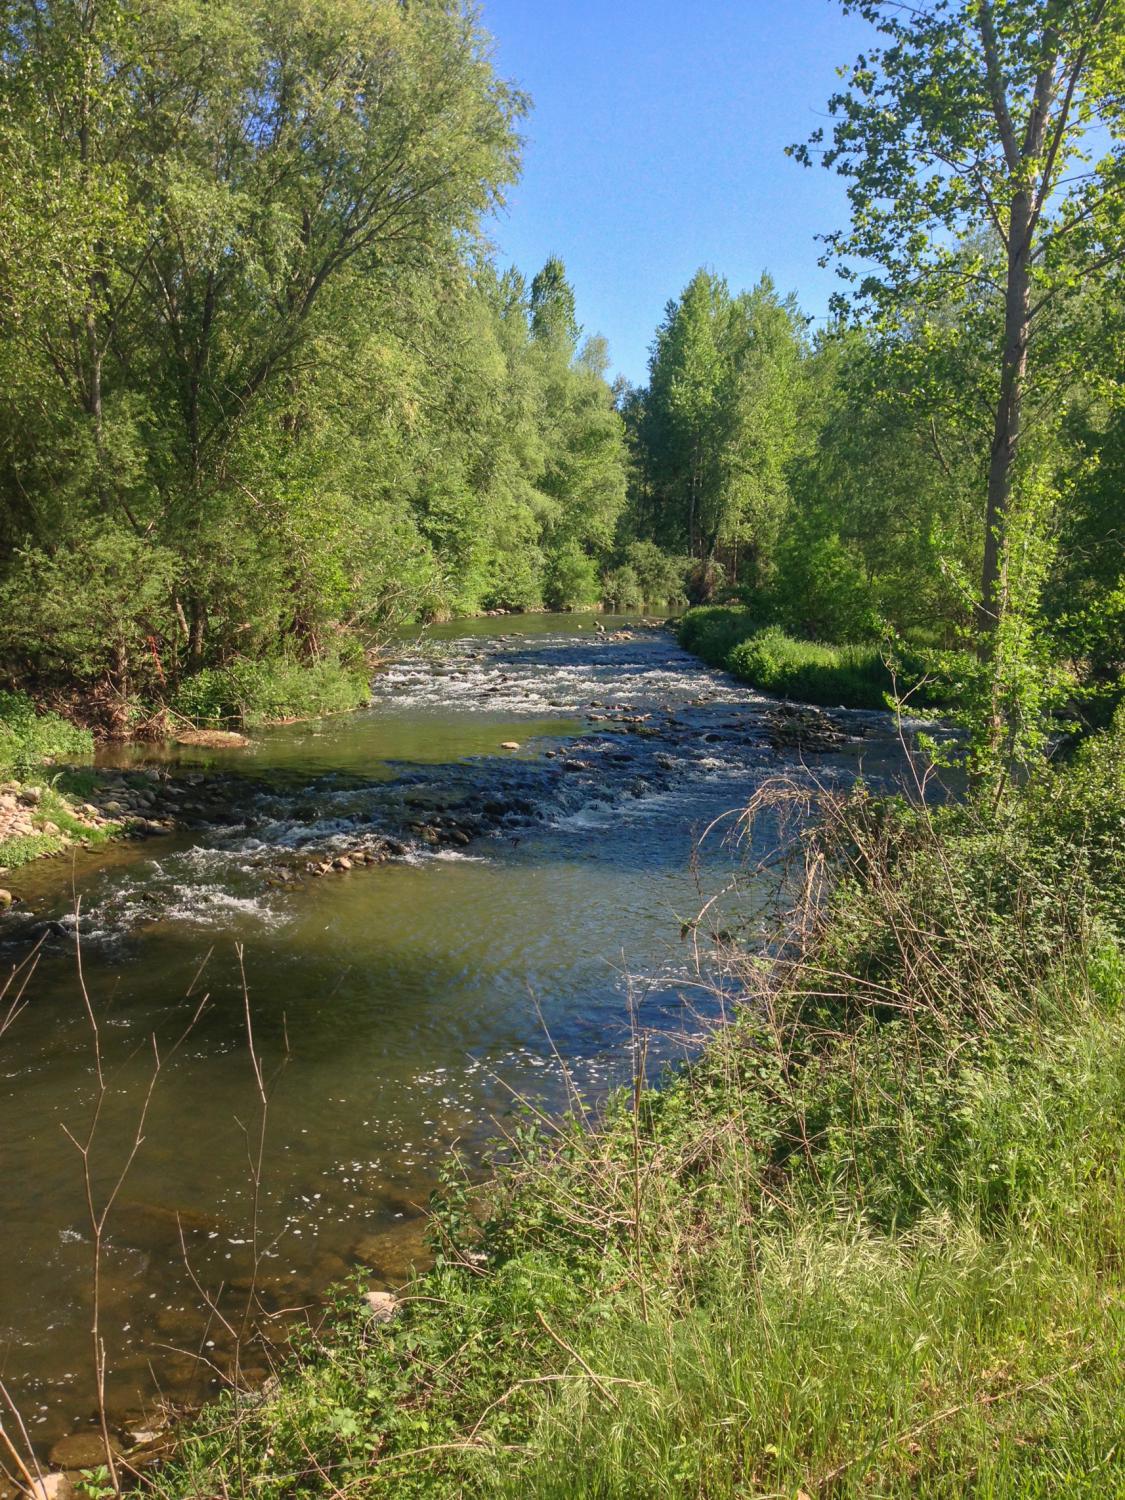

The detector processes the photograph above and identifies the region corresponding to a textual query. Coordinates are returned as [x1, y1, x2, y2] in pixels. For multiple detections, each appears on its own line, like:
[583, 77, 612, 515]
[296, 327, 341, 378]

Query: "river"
[0, 614, 916, 1458]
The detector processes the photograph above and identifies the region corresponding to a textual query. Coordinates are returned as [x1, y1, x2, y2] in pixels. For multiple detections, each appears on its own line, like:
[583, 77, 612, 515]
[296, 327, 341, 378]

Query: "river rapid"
[0, 615, 917, 1459]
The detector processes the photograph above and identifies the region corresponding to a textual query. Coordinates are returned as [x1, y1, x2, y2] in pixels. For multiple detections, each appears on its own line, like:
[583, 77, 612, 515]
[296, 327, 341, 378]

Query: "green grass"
[676, 607, 961, 711]
[0, 690, 93, 779]
[145, 716, 1125, 1498]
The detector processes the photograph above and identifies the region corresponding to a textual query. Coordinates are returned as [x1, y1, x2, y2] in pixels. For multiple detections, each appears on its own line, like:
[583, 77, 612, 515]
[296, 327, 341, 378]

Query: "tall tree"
[793, 0, 1125, 737]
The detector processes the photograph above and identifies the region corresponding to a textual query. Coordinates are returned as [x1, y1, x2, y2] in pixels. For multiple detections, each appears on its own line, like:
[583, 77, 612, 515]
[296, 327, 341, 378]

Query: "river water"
[0, 615, 915, 1456]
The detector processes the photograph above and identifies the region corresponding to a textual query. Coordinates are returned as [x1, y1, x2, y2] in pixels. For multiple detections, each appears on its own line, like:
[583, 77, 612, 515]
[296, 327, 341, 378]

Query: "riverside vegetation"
[1, 0, 1124, 1496]
[149, 710, 1125, 1498]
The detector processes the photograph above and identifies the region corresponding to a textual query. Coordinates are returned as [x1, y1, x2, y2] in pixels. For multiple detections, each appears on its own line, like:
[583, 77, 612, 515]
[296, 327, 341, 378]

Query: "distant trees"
[630, 271, 807, 595]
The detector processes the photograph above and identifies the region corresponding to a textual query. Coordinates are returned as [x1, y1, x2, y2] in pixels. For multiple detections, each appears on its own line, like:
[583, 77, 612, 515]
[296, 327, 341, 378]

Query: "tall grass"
[171, 654, 370, 729]
[152, 716, 1125, 1499]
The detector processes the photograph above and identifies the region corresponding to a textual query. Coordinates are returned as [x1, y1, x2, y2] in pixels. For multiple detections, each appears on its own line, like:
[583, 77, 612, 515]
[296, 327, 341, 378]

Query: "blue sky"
[479, 0, 873, 385]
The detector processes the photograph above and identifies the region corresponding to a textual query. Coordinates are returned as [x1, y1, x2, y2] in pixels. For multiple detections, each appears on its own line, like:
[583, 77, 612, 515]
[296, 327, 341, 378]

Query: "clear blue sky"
[479, 0, 872, 386]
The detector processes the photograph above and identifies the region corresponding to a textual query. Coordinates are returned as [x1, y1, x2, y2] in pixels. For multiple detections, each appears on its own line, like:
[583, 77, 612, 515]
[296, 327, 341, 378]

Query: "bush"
[728, 627, 893, 708]
[679, 608, 963, 710]
[172, 654, 370, 729]
[0, 521, 177, 693]
[544, 542, 600, 611]
[0, 691, 93, 778]
[622, 541, 690, 607]
[600, 564, 643, 612]
[676, 605, 761, 668]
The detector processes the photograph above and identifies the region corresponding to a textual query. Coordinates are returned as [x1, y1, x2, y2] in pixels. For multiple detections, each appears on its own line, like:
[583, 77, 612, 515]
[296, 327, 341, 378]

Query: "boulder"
[500, 741, 521, 751]
[47, 1433, 122, 1470]
[17, 786, 43, 807]
[0, 890, 12, 910]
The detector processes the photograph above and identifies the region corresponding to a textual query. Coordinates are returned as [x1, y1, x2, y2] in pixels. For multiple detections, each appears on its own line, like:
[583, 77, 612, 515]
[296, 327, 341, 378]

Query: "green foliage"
[599, 564, 642, 612]
[727, 627, 894, 708]
[0, 7, 632, 703]
[675, 605, 761, 667]
[0, 692, 93, 778]
[636, 271, 807, 573]
[621, 540, 689, 607]
[172, 655, 369, 730]
[543, 541, 600, 611]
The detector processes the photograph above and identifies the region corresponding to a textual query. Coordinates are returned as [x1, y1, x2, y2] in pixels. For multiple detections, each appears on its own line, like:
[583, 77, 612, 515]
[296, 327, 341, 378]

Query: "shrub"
[0, 521, 178, 693]
[0, 691, 93, 778]
[728, 627, 892, 708]
[544, 542, 600, 611]
[600, 564, 643, 612]
[676, 605, 760, 668]
[622, 541, 690, 607]
[172, 654, 370, 729]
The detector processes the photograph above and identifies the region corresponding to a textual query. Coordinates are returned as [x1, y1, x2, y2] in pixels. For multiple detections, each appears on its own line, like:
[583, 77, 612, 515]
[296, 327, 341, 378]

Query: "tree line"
[0, 0, 1121, 764]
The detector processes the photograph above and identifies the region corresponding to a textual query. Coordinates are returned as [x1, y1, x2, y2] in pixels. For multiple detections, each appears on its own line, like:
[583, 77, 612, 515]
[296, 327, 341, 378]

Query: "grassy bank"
[676, 606, 955, 710]
[0, 695, 109, 873]
[145, 713, 1125, 1498]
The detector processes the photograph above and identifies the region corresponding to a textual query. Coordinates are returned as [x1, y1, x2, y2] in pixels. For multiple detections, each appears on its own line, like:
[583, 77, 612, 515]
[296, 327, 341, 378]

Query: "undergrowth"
[676, 606, 961, 711]
[0, 691, 93, 779]
[171, 653, 370, 729]
[148, 712, 1125, 1498]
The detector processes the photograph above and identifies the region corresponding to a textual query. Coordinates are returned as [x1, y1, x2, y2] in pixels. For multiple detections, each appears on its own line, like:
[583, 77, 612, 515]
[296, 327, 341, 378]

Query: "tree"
[637, 270, 806, 589]
[793, 0, 1125, 745]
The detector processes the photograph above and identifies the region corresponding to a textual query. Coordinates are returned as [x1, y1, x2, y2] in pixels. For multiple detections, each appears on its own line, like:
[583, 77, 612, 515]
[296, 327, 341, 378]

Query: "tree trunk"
[978, 190, 1033, 640]
[188, 599, 207, 669]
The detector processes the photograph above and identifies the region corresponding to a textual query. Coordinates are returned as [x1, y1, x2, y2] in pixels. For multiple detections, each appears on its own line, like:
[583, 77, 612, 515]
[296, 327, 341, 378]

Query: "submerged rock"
[47, 1432, 122, 1470]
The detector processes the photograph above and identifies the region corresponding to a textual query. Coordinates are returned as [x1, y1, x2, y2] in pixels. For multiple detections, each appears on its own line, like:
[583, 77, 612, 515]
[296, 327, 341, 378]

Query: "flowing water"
[0, 615, 917, 1456]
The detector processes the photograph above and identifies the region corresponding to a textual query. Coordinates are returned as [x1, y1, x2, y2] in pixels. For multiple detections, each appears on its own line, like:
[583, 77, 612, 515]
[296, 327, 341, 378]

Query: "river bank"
[149, 707, 1125, 1499]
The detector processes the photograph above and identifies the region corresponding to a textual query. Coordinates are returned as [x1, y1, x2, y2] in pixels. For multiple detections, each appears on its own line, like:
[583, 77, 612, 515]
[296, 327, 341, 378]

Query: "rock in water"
[0, 889, 12, 910]
[500, 740, 521, 751]
[48, 1432, 123, 1469]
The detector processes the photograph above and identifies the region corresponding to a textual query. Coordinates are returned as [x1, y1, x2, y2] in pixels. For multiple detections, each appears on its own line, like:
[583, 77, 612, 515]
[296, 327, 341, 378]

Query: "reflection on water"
[0, 615, 914, 1451]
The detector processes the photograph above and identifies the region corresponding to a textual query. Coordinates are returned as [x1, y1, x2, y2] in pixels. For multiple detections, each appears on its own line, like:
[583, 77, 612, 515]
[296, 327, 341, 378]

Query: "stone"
[500, 741, 520, 751]
[332, 856, 353, 871]
[17, 786, 43, 807]
[27, 1475, 74, 1500]
[0, 890, 12, 909]
[363, 1289, 399, 1324]
[47, 1432, 122, 1470]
